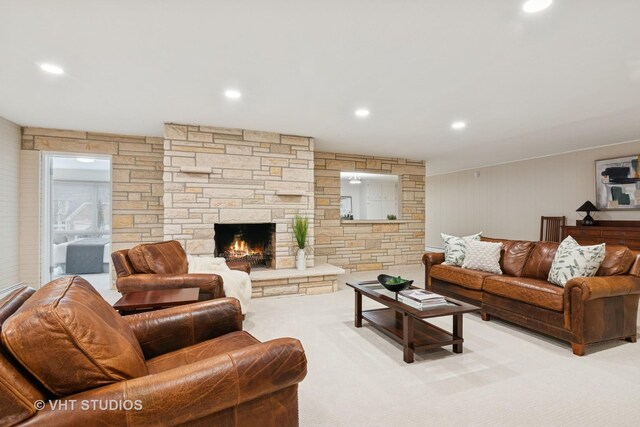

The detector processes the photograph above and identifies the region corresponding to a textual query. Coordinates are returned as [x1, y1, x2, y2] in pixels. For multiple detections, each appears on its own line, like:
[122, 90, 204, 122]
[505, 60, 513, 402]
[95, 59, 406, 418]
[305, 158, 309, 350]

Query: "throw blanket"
[187, 256, 251, 314]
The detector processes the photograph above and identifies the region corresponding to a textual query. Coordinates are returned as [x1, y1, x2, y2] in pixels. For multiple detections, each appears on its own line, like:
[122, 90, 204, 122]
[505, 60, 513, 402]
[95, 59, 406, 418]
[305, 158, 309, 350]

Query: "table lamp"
[576, 200, 598, 226]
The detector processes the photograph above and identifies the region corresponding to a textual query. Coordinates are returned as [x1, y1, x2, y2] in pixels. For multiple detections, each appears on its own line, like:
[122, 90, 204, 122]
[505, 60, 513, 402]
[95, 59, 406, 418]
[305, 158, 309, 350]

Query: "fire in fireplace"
[214, 223, 276, 269]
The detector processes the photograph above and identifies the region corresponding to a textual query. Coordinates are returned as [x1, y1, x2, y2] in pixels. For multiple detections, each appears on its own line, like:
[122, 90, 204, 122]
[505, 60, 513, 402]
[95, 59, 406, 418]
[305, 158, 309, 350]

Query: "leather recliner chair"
[111, 240, 251, 300]
[0, 277, 307, 426]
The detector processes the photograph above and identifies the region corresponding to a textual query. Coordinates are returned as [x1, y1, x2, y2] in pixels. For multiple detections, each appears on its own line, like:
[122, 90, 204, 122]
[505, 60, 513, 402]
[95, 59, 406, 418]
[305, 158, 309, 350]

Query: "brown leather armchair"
[111, 240, 251, 300]
[0, 277, 307, 426]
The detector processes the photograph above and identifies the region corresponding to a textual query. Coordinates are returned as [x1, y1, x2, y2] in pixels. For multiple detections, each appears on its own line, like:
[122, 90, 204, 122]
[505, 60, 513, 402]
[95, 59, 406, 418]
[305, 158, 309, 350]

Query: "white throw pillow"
[441, 232, 482, 266]
[461, 240, 503, 274]
[548, 236, 605, 287]
[187, 255, 230, 273]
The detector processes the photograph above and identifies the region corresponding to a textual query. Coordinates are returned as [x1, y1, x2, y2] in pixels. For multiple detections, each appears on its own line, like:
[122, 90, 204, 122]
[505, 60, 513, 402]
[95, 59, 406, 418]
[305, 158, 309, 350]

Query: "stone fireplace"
[214, 223, 276, 269]
[162, 123, 315, 270]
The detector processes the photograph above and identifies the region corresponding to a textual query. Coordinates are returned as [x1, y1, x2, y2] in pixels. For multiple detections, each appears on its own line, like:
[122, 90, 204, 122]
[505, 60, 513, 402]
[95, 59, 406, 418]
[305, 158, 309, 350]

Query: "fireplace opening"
[214, 223, 276, 269]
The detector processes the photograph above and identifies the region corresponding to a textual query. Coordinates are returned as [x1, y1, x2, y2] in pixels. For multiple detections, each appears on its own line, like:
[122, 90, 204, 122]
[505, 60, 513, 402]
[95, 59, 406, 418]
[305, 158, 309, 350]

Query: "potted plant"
[293, 214, 308, 270]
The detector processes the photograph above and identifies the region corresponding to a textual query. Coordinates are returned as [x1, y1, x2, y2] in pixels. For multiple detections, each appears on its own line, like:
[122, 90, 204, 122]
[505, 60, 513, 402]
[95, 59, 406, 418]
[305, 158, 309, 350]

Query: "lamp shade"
[576, 200, 598, 212]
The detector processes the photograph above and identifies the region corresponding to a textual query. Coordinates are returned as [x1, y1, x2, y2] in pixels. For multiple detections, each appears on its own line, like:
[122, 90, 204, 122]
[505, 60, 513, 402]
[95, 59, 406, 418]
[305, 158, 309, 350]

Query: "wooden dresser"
[561, 220, 640, 250]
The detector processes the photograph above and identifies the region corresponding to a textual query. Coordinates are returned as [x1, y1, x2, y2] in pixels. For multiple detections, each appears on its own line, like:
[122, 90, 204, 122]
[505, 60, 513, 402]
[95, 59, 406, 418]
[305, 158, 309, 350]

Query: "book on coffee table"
[399, 289, 446, 303]
[398, 289, 448, 309]
[398, 295, 450, 309]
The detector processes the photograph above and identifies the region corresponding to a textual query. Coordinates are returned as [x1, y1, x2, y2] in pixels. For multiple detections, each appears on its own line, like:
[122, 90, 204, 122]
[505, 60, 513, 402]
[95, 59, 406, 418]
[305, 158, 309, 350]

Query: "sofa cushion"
[430, 264, 495, 290]
[483, 276, 564, 312]
[483, 237, 534, 277]
[441, 232, 482, 266]
[597, 245, 636, 276]
[128, 240, 188, 274]
[1, 277, 148, 396]
[146, 331, 260, 374]
[522, 242, 559, 280]
[462, 240, 503, 274]
[548, 237, 605, 287]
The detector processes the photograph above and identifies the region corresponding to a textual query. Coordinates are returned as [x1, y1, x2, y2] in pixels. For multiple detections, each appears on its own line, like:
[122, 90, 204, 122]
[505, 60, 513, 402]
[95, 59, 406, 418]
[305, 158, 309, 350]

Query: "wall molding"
[428, 137, 640, 177]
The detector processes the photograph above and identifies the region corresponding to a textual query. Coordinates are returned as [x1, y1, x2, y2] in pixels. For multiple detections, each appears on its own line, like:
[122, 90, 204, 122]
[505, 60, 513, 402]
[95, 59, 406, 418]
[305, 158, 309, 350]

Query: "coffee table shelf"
[362, 308, 463, 352]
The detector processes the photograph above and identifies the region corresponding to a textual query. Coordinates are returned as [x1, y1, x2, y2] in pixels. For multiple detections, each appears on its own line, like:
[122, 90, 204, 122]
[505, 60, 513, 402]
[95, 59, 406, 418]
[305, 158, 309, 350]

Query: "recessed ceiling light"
[451, 121, 467, 130]
[522, 0, 553, 13]
[77, 157, 96, 163]
[224, 89, 242, 99]
[39, 63, 65, 75]
[354, 108, 370, 118]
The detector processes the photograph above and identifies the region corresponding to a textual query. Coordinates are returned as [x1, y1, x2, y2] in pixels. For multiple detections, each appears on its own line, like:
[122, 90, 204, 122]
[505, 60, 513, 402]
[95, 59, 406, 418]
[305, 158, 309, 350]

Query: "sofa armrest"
[115, 273, 224, 298]
[629, 253, 640, 277]
[422, 252, 445, 267]
[21, 338, 307, 427]
[124, 298, 242, 359]
[227, 261, 251, 274]
[565, 275, 640, 301]
[422, 252, 445, 288]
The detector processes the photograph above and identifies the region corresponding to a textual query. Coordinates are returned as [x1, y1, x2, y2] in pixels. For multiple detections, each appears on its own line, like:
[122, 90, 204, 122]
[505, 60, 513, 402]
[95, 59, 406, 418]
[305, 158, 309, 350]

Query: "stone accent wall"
[21, 128, 164, 284]
[314, 152, 425, 272]
[162, 123, 314, 269]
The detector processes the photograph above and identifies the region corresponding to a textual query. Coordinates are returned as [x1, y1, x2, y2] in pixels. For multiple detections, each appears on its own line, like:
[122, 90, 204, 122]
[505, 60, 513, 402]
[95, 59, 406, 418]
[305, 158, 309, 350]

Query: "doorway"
[43, 154, 111, 290]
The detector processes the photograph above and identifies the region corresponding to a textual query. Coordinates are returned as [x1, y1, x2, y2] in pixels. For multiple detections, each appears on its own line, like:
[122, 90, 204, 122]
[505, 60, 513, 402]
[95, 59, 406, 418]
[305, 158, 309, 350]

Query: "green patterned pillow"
[441, 232, 482, 266]
[548, 236, 605, 287]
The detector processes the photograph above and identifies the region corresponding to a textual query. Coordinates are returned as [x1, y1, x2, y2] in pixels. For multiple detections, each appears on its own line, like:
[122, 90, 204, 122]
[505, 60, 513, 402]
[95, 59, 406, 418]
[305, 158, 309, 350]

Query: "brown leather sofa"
[112, 240, 250, 300]
[423, 237, 640, 355]
[0, 277, 306, 426]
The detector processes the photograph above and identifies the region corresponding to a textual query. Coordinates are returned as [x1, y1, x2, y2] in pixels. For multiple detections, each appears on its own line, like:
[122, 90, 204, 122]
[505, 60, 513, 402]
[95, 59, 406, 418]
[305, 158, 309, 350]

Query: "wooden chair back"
[540, 216, 566, 242]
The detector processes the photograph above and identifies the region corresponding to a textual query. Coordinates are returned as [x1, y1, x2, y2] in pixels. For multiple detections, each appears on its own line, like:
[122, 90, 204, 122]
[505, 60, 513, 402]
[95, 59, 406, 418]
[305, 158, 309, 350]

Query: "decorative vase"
[296, 248, 306, 271]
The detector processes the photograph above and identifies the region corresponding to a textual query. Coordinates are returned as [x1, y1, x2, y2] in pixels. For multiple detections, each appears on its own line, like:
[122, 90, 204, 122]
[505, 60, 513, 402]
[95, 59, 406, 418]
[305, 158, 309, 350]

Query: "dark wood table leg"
[355, 290, 362, 328]
[403, 313, 414, 363]
[453, 314, 463, 354]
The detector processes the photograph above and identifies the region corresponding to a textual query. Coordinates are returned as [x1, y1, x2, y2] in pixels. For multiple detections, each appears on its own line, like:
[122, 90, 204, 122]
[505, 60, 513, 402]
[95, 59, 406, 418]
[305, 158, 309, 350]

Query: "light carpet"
[244, 265, 640, 427]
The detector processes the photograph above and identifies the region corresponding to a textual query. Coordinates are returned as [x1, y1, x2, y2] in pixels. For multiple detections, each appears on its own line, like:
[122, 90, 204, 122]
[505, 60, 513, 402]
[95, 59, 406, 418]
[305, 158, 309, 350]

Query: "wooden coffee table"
[113, 288, 200, 315]
[346, 280, 479, 363]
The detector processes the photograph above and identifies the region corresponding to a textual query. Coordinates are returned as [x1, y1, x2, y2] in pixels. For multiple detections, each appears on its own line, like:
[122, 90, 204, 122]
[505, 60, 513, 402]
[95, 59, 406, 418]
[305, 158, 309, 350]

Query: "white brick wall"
[0, 116, 21, 290]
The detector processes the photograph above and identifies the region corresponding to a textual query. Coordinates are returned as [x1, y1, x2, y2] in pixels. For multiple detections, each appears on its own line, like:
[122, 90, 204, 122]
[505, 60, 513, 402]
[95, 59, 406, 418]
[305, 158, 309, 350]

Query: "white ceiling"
[1, 0, 639, 175]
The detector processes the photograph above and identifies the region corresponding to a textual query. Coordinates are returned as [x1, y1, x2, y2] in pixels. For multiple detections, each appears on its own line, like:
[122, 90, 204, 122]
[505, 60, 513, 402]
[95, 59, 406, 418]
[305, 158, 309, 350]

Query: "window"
[45, 155, 112, 280]
[52, 181, 111, 238]
[340, 172, 399, 220]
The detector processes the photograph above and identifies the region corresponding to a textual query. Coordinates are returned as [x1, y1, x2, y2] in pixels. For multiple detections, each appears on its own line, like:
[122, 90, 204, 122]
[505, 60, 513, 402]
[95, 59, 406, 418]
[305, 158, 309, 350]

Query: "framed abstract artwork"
[595, 155, 640, 210]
